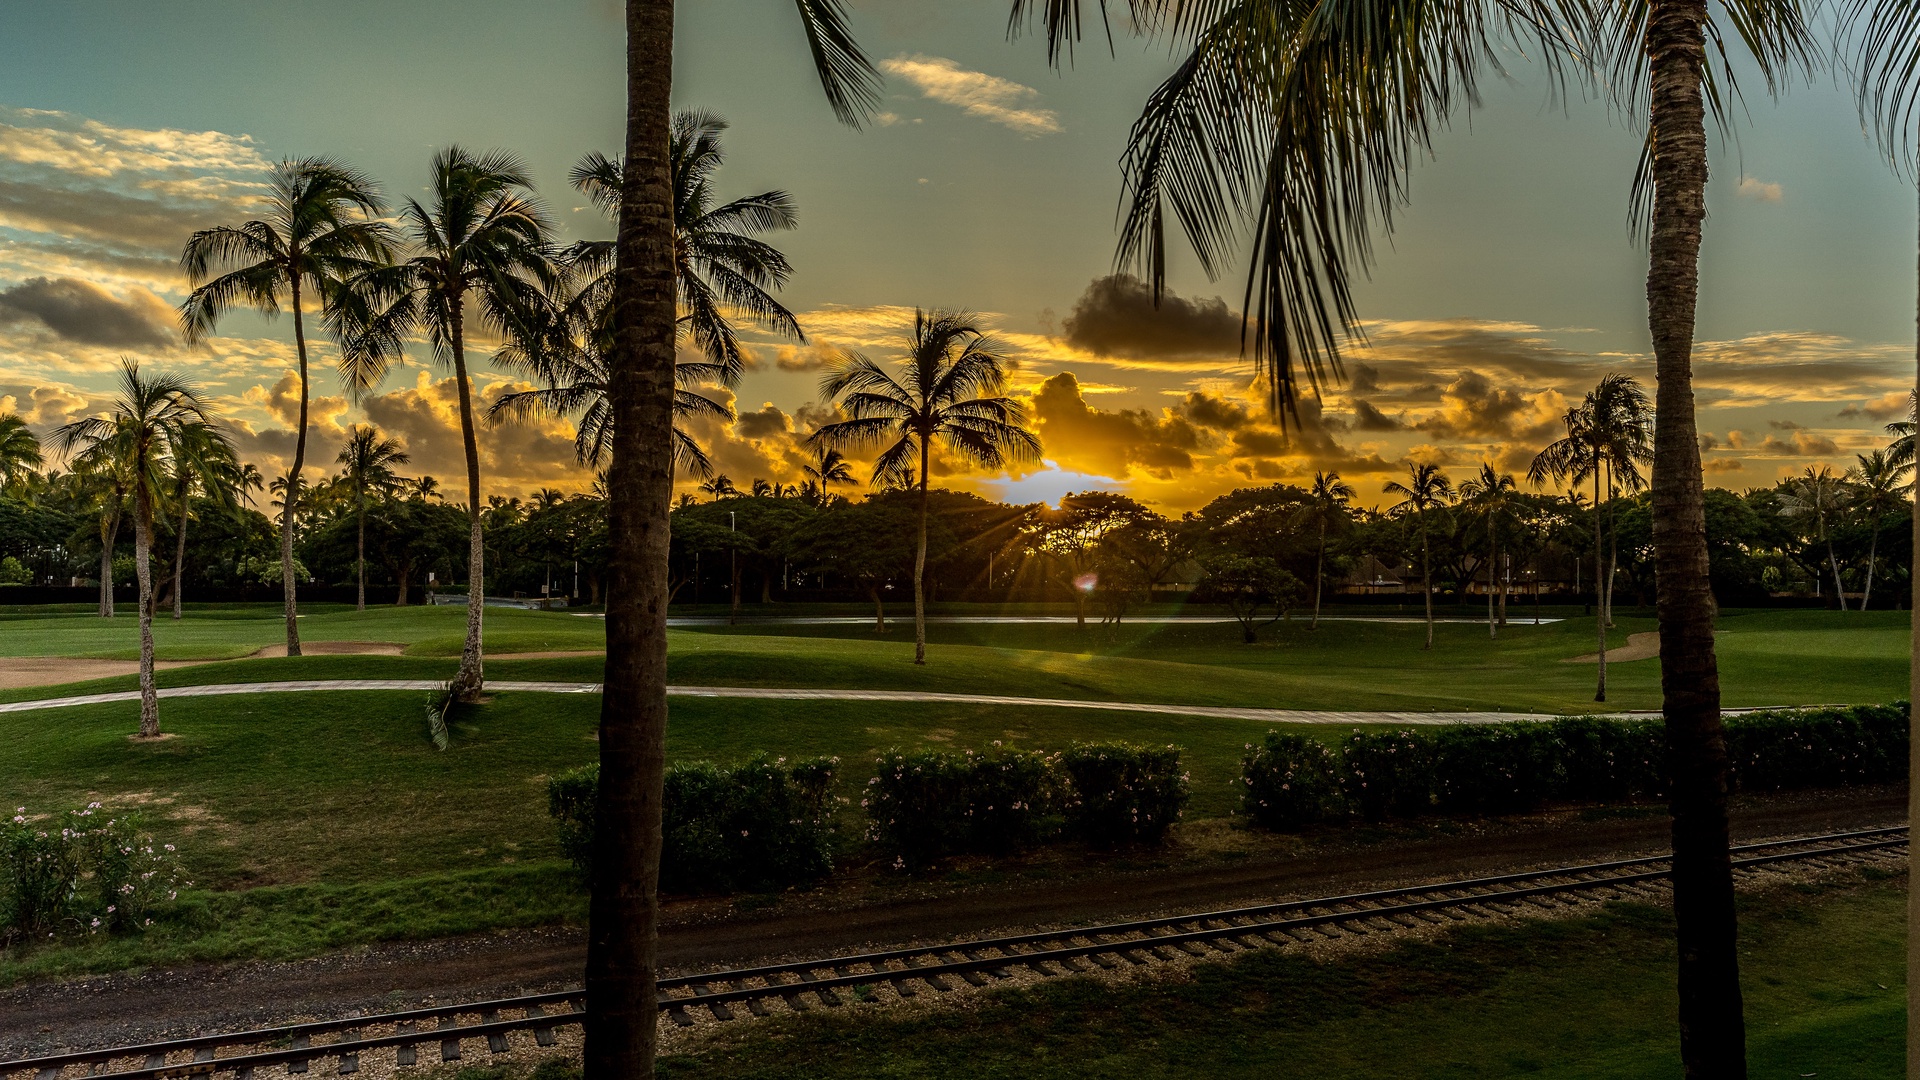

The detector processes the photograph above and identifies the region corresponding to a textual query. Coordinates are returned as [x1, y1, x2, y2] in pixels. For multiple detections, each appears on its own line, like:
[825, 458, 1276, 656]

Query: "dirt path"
[0, 787, 1901, 1058]
[0, 643, 410, 689]
[1563, 631, 1661, 664]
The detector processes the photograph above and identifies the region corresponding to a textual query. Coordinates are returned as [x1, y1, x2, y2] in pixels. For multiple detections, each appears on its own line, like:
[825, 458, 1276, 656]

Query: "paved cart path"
[0, 679, 1574, 726]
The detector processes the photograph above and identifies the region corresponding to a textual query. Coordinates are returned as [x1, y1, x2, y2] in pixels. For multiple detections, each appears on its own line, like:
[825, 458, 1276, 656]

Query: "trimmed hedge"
[863, 747, 1062, 867]
[1243, 703, 1910, 831]
[1059, 743, 1190, 847]
[547, 755, 839, 894]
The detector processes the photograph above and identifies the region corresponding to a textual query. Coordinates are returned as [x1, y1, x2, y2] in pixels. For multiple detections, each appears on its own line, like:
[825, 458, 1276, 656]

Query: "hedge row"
[551, 741, 1190, 887]
[1241, 703, 1908, 830]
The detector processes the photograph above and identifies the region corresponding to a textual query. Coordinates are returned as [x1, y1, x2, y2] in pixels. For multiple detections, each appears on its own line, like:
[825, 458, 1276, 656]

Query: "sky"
[0, 0, 1913, 511]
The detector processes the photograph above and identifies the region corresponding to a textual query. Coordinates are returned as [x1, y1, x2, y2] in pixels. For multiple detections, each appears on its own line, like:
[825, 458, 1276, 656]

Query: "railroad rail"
[6, 825, 1904, 1080]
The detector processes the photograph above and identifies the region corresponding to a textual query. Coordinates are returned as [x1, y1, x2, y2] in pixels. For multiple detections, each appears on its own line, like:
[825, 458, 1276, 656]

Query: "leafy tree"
[784, 499, 921, 631]
[54, 362, 219, 737]
[338, 147, 558, 701]
[811, 310, 1040, 663]
[1777, 466, 1855, 610]
[180, 158, 393, 657]
[1022, 491, 1160, 628]
[1197, 553, 1301, 643]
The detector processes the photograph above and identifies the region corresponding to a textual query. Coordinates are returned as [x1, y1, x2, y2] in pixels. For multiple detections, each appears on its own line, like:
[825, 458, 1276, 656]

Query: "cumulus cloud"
[1410, 370, 1564, 442]
[1839, 391, 1910, 421]
[0, 276, 175, 347]
[354, 371, 590, 497]
[878, 55, 1062, 135]
[1059, 275, 1241, 364]
[1736, 177, 1783, 202]
[1030, 371, 1198, 480]
[1349, 399, 1405, 431]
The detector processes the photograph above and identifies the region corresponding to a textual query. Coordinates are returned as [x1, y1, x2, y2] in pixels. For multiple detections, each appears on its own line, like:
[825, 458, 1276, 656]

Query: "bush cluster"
[548, 755, 841, 894]
[1240, 703, 1910, 830]
[1, 804, 187, 943]
[1058, 743, 1190, 848]
[863, 746, 1063, 867]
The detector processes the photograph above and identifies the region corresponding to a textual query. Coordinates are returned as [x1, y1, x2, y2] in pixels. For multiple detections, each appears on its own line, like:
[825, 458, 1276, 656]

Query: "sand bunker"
[487, 649, 604, 660]
[0, 641, 409, 689]
[1562, 631, 1661, 664]
[252, 641, 406, 658]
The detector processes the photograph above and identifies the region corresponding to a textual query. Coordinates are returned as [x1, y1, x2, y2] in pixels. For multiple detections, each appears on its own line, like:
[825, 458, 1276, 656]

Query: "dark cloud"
[1179, 390, 1252, 431]
[1350, 399, 1404, 431]
[0, 276, 175, 347]
[1767, 418, 1803, 431]
[1349, 362, 1381, 394]
[1410, 370, 1560, 441]
[735, 403, 792, 439]
[1060, 275, 1240, 361]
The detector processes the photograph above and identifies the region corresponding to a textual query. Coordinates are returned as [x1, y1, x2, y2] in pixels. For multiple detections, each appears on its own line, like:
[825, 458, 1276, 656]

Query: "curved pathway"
[0, 678, 1574, 726]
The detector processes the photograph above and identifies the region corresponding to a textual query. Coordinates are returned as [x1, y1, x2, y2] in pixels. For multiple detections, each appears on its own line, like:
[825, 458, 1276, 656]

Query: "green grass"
[650, 872, 1907, 1079]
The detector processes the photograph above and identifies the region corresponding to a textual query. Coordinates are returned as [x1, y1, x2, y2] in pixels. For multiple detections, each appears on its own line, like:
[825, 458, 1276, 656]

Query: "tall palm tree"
[336, 147, 559, 702]
[804, 445, 856, 493]
[0, 414, 42, 484]
[338, 425, 411, 612]
[1382, 464, 1452, 650]
[1457, 463, 1519, 639]
[1590, 375, 1655, 627]
[493, 115, 803, 479]
[1017, 0, 1806, 1065]
[1298, 471, 1353, 630]
[55, 362, 217, 738]
[596, 4, 879, 1077]
[698, 474, 736, 501]
[1778, 466, 1855, 610]
[179, 158, 393, 659]
[163, 419, 240, 620]
[76, 458, 128, 618]
[1847, 450, 1909, 611]
[811, 311, 1039, 663]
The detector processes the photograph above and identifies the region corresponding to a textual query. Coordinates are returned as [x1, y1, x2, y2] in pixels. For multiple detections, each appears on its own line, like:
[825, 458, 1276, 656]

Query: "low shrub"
[1339, 729, 1437, 820]
[1724, 703, 1908, 792]
[547, 755, 840, 894]
[1432, 724, 1566, 815]
[1548, 717, 1665, 803]
[1059, 743, 1189, 847]
[1, 804, 186, 943]
[864, 747, 1062, 867]
[1240, 732, 1344, 830]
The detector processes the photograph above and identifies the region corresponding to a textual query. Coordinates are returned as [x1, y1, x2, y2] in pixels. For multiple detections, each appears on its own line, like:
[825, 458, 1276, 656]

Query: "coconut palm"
[179, 158, 393, 659]
[74, 459, 128, 618]
[596, 4, 878, 1076]
[1847, 450, 1909, 611]
[1457, 464, 1519, 639]
[811, 311, 1040, 664]
[699, 474, 737, 501]
[0, 414, 42, 484]
[338, 425, 411, 612]
[55, 362, 217, 737]
[1778, 466, 1856, 610]
[162, 419, 240, 620]
[804, 446, 856, 495]
[335, 146, 559, 702]
[1297, 471, 1354, 630]
[1382, 464, 1452, 650]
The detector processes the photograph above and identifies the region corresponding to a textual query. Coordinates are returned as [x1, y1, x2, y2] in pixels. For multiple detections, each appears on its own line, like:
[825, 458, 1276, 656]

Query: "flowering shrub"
[1724, 703, 1908, 792]
[1431, 724, 1567, 815]
[1549, 717, 1666, 803]
[0, 804, 186, 943]
[548, 755, 840, 894]
[864, 747, 1062, 867]
[1339, 730, 1437, 821]
[1240, 732, 1345, 830]
[1059, 743, 1189, 847]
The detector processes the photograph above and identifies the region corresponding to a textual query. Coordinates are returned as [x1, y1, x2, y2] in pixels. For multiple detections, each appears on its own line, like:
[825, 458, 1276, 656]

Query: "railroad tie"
[35, 1067, 59, 1080]
[797, 970, 843, 1005]
[959, 949, 1014, 979]
[1085, 950, 1120, 970]
[438, 1016, 461, 1061]
[948, 953, 992, 986]
[526, 1007, 557, 1047]
[286, 1034, 310, 1074]
[143, 1056, 165, 1073]
[887, 966, 920, 998]
[730, 981, 771, 1016]
[335, 1028, 360, 1074]
[901, 955, 954, 991]
[689, 983, 735, 1022]
[395, 1022, 418, 1065]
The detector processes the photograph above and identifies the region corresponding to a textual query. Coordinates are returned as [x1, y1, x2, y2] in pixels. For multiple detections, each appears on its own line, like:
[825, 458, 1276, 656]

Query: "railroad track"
[6, 825, 1904, 1080]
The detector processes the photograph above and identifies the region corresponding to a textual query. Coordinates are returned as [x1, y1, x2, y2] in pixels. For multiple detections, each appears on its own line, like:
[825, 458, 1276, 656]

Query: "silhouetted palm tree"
[1458, 463, 1519, 639]
[180, 158, 393, 658]
[1298, 471, 1353, 630]
[163, 419, 239, 620]
[699, 474, 737, 501]
[338, 425, 411, 612]
[337, 147, 559, 701]
[1848, 450, 1908, 610]
[55, 362, 218, 737]
[1778, 466, 1855, 610]
[811, 311, 1040, 663]
[0, 414, 42, 484]
[804, 446, 855, 497]
[1383, 464, 1452, 650]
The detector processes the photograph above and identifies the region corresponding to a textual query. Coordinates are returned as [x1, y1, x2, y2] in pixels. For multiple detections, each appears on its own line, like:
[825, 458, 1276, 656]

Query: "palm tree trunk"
[1908, 162, 1920, 1080]
[282, 284, 309, 658]
[1487, 524, 1497, 641]
[133, 491, 159, 739]
[1824, 534, 1847, 612]
[447, 297, 486, 701]
[99, 509, 119, 618]
[585, 2, 675, 1075]
[1593, 469, 1607, 702]
[913, 440, 930, 665]
[356, 484, 368, 612]
[1312, 521, 1325, 630]
[1419, 518, 1433, 650]
[172, 493, 190, 620]
[1647, 0, 1746, 1069]
[1863, 528, 1877, 611]
[869, 583, 886, 633]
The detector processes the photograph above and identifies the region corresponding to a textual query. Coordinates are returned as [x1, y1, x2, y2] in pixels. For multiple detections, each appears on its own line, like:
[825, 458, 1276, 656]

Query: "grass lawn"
[651, 872, 1907, 1079]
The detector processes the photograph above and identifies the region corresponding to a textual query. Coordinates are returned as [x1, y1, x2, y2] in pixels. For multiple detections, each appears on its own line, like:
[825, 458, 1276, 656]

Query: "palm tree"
[179, 158, 393, 659]
[803, 446, 855, 495]
[1457, 464, 1519, 639]
[1847, 450, 1908, 611]
[0, 414, 42, 484]
[1297, 471, 1353, 630]
[596, 3, 878, 1077]
[1017, 0, 1804, 1063]
[1778, 466, 1855, 610]
[55, 362, 217, 737]
[811, 311, 1039, 664]
[1590, 375, 1654, 627]
[163, 420, 240, 620]
[338, 425, 411, 612]
[75, 459, 128, 618]
[698, 474, 737, 501]
[1382, 464, 1452, 650]
[336, 147, 559, 702]
[492, 114, 803, 478]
